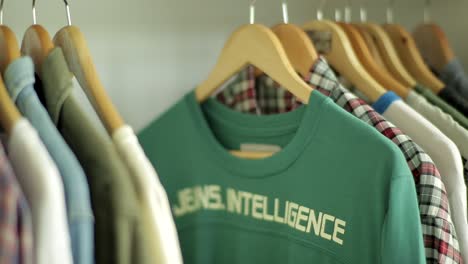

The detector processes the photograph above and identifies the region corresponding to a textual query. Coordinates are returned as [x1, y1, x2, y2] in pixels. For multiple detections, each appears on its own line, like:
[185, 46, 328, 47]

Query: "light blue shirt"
[5, 57, 94, 264]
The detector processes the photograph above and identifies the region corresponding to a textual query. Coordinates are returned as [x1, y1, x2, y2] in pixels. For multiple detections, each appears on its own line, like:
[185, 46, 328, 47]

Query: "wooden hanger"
[195, 23, 314, 160]
[352, 25, 389, 72]
[271, 23, 319, 78]
[0, 25, 23, 135]
[383, 24, 444, 93]
[197, 0, 314, 160]
[53, 25, 125, 135]
[358, 23, 417, 89]
[0, 26, 18, 74]
[229, 150, 275, 160]
[22, 24, 54, 75]
[21, 1, 54, 75]
[338, 22, 409, 98]
[413, 23, 455, 73]
[195, 24, 313, 104]
[302, 20, 386, 102]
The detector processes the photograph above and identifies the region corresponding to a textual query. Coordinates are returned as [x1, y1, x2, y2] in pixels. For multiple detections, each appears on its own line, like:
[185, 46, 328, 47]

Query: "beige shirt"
[407, 90, 468, 159]
[8, 119, 73, 264]
[112, 125, 183, 263]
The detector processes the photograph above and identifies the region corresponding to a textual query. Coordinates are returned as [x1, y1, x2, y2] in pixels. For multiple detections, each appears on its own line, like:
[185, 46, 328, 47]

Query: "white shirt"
[8, 119, 73, 264]
[112, 125, 183, 264]
[406, 90, 468, 158]
[376, 96, 468, 260]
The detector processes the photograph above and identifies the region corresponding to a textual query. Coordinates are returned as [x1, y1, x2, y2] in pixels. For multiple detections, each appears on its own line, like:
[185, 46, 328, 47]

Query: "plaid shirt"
[0, 142, 33, 264]
[216, 57, 463, 264]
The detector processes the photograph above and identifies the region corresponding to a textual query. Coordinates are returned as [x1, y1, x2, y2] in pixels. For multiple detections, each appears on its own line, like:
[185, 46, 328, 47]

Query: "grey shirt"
[439, 87, 468, 116]
[438, 59, 468, 99]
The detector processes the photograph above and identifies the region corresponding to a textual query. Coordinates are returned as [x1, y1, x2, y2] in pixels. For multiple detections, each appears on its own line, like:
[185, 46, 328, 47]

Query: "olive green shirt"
[414, 84, 468, 129]
[40, 48, 153, 264]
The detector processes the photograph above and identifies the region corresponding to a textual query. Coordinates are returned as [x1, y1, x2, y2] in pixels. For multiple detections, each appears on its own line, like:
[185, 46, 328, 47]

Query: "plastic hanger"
[53, 0, 125, 135]
[195, 2, 313, 104]
[302, 17, 386, 102]
[382, 0, 443, 93]
[21, 0, 54, 75]
[0, 0, 23, 135]
[271, 1, 319, 78]
[338, 22, 409, 98]
[412, 0, 454, 73]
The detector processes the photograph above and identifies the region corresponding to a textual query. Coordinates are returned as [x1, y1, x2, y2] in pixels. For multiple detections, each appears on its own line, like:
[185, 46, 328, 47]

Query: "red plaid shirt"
[216, 57, 463, 263]
[0, 142, 33, 264]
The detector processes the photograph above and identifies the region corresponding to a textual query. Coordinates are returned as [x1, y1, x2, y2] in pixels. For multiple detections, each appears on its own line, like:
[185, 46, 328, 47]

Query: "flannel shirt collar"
[216, 66, 259, 114]
[216, 57, 331, 114]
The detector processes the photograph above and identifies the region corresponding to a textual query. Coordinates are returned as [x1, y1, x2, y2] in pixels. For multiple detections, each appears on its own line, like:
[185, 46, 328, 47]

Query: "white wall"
[3, 0, 467, 131]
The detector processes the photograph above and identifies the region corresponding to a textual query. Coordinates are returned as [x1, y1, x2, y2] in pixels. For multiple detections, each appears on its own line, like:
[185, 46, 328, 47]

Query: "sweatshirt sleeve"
[381, 176, 426, 264]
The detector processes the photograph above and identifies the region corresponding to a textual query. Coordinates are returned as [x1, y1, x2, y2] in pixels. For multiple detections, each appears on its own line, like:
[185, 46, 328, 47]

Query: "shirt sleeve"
[381, 176, 426, 264]
[407, 92, 468, 158]
[113, 126, 183, 264]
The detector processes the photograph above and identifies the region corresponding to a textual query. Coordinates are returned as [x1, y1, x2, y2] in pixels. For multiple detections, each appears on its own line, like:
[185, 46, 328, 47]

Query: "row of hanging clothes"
[137, 0, 468, 264]
[1, 0, 468, 263]
[0, 0, 184, 264]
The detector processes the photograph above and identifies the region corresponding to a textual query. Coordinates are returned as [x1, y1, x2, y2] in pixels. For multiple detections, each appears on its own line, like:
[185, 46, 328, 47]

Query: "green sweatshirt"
[139, 90, 426, 264]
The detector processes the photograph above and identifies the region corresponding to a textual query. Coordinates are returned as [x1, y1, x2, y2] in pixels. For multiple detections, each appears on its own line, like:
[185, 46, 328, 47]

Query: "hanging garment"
[413, 85, 468, 129]
[406, 90, 468, 182]
[0, 142, 33, 264]
[4, 56, 94, 264]
[435, 59, 468, 99]
[112, 125, 183, 264]
[414, 85, 468, 189]
[371, 92, 468, 261]
[464, 158, 468, 186]
[40, 48, 154, 264]
[438, 88, 468, 116]
[139, 90, 425, 263]
[7, 118, 73, 264]
[216, 57, 462, 263]
[313, 65, 468, 262]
